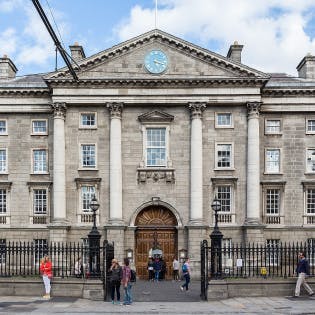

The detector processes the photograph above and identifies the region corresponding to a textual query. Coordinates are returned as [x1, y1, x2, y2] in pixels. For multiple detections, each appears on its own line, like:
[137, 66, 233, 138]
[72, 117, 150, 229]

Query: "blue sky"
[1, 0, 315, 76]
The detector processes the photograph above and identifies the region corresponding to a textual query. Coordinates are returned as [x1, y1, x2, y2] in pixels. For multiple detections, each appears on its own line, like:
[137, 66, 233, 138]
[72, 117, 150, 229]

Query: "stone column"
[51, 102, 67, 222]
[188, 102, 206, 225]
[246, 102, 261, 224]
[107, 102, 123, 224]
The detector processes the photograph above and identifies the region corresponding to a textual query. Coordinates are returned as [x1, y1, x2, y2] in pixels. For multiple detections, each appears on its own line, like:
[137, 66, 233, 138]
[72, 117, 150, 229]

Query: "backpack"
[182, 264, 188, 273]
[110, 267, 121, 282]
[130, 269, 136, 282]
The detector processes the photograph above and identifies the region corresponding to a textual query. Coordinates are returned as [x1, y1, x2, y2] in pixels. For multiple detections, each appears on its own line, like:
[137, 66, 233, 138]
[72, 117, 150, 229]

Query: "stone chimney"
[296, 54, 315, 79]
[0, 55, 18, 80]
[227, 41, 243, 63]
[69, 42, 86, 63]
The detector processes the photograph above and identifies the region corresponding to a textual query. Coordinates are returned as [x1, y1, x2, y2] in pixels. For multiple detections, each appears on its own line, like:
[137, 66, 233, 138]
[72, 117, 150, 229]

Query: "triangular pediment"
[45, 29, 269, 82]
[138, 110, 174, 123]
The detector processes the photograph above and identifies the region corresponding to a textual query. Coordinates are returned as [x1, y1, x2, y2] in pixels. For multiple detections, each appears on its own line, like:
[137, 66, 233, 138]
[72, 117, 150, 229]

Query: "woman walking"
[40, 255, 52, 299]
[122, 258, 132, 305]
[180, 258, 190, 292]
[109, 258, 122, 304]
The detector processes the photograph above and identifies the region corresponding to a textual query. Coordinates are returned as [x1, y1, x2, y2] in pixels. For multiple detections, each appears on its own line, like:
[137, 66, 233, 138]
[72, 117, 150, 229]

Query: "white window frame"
[306, 118, 315, 135]
[32, 149, 48, 174]
[141, 125, 171, 168]
[31, 119, 48, 135]
[80, 143, 97, 169]
[222, 238, 232, 269]
[215, 185, 233, 213]
[306, 148, 315, 173]
[0, 120, 7, 136]
[265, 148, 281, 174]
[0, 149, 7, 174]
[32, 188, 48, 215]
[215, 143, 234, 170]
[266, 239, 280, 266]
[79, 112, 97, 129]
[215, 113, 233, 128]
[265, 119, 282, 135]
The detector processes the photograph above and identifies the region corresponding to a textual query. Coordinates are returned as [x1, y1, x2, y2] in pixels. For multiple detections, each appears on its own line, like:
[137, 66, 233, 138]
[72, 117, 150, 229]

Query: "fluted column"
[107, 102, 123, 224]
[246, 102, 261, 224]
[189, 102, 206, 225]
[51, 102, 67, 222]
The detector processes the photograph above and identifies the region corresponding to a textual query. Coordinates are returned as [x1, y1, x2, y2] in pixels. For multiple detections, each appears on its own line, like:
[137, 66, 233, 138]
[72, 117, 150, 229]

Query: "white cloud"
[0, 28, 17, 56]
[114, 0, 315, 75]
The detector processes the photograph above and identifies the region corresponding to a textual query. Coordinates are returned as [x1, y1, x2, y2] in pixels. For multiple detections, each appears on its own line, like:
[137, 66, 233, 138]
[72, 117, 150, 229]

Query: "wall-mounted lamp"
[126, 248, 133, 260]
[179, 248, 188, 261]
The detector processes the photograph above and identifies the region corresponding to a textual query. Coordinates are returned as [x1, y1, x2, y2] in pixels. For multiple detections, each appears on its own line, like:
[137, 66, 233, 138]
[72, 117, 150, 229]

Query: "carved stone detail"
[107, 102, 123, 119]
[247, 102, 261, 119]
[137, 168, 175, 183]
[51, 102, 67, 119]
[188, 102, 207, 119]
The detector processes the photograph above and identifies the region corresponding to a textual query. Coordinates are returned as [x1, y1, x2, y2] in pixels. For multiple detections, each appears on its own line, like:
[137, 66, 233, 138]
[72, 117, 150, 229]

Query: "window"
[0, 189, 6, 214]
[33, 149, 47, 173]
[216, 144, 233, 168]
[0, 149, 7, 173]
[81, 144, 96, 168]
[34, 239, 48, 264]
[216, 113, 233, 128]
[217, 186, 231, 212]
[266, 189, 280, 215]
[306, 149, 315, 173]
[307, 239, 315, 265]
[265, 119, 281, 134]
[266, 239, 280, 266]
[222, 238, 232, 269]
[306, 119, 315, 134]
[80, 113, 96, 128]
[265, 149, 280, 173]
[0, 239, 6, 264]
[306, 188, 315, 215]
[262, 185, 283, 224]
[146, 128, 166, 167]
[0, 120, 7, 135]
[32, 120, 47, 135]
[81, 186, 95, 212]
[33, 189, 47, 214]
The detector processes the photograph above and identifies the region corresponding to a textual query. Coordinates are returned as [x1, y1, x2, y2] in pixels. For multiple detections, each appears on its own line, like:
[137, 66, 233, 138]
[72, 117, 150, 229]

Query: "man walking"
[294, 252, 314, 297]
[180, 258, 190, 292]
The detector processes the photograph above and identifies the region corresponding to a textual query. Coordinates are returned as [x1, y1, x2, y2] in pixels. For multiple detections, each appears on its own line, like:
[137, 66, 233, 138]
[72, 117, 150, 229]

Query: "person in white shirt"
[172, 257, 180, 281]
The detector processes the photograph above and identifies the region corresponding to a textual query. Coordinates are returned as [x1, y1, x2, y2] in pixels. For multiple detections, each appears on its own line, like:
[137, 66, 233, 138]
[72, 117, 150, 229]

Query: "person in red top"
[40, 255, 52, 299]
[121, 258, 132, 305]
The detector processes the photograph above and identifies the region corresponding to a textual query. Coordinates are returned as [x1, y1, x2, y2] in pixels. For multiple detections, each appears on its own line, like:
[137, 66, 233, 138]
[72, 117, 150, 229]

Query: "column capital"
[188, 102, 207, 119]
[107, 102, 123, 119]
[51, 102, 67, 119]
[247, 102, 261, 119]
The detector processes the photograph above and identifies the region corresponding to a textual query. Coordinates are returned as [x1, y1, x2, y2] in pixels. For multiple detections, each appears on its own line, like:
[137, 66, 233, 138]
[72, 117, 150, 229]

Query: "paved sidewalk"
[0, 295, 315, 314]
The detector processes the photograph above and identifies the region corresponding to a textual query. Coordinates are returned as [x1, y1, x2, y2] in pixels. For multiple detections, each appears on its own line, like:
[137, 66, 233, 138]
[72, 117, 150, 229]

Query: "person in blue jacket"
[294, 252, 314, 297]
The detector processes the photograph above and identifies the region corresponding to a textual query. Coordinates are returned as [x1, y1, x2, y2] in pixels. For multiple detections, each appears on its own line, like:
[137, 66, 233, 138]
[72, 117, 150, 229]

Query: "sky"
[1, 0, 315, 77]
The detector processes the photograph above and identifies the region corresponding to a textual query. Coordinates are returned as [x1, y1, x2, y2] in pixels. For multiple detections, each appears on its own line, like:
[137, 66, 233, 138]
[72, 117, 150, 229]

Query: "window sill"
[264, 132, 282, 136]
[137, 167, 175, 183]
[78, 168, 98, 171]
[263, 172, 283, 175]
[31, 133, 48, 136]
[305, 172, 315, 175]
[79, 127, 98, 130]
[31, 172, 50, 175]
[214, 168, 235, 171]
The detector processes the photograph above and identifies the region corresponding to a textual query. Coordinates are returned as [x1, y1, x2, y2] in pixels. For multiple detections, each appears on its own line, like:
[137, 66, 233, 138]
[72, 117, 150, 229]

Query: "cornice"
[263, 88, 315, 96]
[0, 88, 50, 96]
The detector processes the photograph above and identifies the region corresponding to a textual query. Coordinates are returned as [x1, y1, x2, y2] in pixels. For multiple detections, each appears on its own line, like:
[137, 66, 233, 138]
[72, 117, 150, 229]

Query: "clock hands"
[154, 59, 166, 66]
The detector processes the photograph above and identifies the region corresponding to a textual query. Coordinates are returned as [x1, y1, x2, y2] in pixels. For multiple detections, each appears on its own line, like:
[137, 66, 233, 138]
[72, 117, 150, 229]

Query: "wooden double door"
[135, 228, 177, 280]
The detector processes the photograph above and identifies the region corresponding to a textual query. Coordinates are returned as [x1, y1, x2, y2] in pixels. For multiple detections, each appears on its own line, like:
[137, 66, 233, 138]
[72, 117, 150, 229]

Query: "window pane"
[217, 144, 231, 168]
[0, 150, 6, 172]
[81, 186, 95, 212]
[0, 121, 6, 133]
[307, 149, 315, 172]
[81, 114, 96, 126]
[146, 128, 166, 166]
[217, 186, 231, 212]
[34, 239, 48, 264]
[82, 145, 96, 167]
[0, 189, 6, 213]
[33, 189, 47, 214]
[217, 114, 231, 126]
[307, 120, 315, 132]
[266, 149, 280, 172]
[307, 189, 315, 214]
[266, 120, 281, 133]
[266, 189, 280, 214]
[32, 120, 47, 133]
[33, 150, 47, 173]
[266, 239, 280, 265]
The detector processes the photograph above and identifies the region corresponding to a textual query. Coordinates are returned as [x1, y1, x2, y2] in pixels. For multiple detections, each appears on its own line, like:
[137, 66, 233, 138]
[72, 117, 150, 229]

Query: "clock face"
[144, 50, 168, 74]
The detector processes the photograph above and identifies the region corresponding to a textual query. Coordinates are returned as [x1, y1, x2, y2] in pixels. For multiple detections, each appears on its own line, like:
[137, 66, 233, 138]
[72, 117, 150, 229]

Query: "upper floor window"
[216, 186, 232, 212]
[265, 189, 280, 216]
[0, 120, 7, 135]
[80, 113, 96, 128]
[33, 189, 47, 215]
[81, 144, 96, 168]
[146, 128, 166, 167]
[33, 149, 47, 173]
[265, 119, 281, 134]
[81, 186, 96, 212]
[0, 189, 7, 214]
[32, 120, 47, 135]
[265, 149, 280, 173]
[215, 113, 233, 128]
[306, 188, 315, 215]
[0, 149, 7, 173]
[306, 149, 315, 173]
[306, 119, 315, 134]
[216, 144, 233, 169]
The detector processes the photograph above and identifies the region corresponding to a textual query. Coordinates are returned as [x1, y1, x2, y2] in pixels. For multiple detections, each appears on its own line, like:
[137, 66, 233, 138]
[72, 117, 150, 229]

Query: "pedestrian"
[153, 258, 162, 282]
[180, 258, 190, 292]
[293, 252, 314, 297]
[147, 257, 154, 281]
[109, 258, 122, 304]
[122, 258, 132, 305]
[40, 255, 52, 299]
[74, 257, 83, 278]
[172, 257, 180, 281]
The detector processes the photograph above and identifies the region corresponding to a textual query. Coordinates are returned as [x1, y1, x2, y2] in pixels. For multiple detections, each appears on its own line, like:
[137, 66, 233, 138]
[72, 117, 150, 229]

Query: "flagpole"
[155, 0, 157, 29]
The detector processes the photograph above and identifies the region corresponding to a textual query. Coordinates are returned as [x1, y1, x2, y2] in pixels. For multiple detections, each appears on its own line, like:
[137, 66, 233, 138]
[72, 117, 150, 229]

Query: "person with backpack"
[180, 258, 190, 292]
[153, 258, 162, 282]
[109, 258, 122, 304]
[122, 258, 132, 305]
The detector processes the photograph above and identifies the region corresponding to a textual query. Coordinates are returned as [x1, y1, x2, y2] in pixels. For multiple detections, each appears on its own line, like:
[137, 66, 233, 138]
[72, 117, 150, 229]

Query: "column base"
[242, 223, 266, 244]
[47, 221, 71, 242]
[108, 218, 125, 226]
[104, 225, 126, 264]
[244, 217, 262, 225]
[188, 219, 205, 226]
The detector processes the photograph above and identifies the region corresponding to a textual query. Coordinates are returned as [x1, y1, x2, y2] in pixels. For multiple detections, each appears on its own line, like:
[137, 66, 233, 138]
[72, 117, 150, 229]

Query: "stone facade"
[0, 29, 314, 276]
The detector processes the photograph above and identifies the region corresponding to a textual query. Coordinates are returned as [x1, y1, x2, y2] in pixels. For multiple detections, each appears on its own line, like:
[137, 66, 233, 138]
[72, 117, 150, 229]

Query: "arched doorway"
[135, 206, 177, 280]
